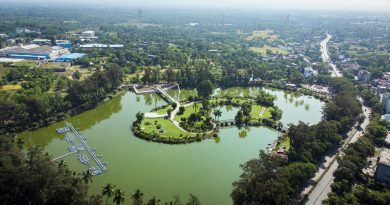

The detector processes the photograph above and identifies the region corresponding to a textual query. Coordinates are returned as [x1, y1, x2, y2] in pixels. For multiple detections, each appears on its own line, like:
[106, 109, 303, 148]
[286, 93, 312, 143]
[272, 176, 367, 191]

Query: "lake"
[18, 87, 324, 205]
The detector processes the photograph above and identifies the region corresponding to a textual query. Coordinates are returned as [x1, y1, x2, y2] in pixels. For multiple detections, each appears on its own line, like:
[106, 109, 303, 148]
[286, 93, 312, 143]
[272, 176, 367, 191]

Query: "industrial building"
[55, 53, 85, 62]
[0, 44, 69, 60]
[32, 39, 73, 48]
[79, 44, 124, 49]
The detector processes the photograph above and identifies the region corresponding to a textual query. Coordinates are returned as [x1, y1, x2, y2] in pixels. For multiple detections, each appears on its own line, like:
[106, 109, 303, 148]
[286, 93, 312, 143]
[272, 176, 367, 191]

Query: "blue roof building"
[55, 53, 85, 62]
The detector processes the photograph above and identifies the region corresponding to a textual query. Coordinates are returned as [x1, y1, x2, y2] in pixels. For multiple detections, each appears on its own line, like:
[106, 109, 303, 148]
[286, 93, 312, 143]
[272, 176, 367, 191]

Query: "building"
[375, 134, 390, 184]
[0, 44, 69, 60]
[81, 31, 95, 37]
[79, 44, 124, 49]
[55, 53, 85, 62]
[358, 70, 371, 83]
[0, 34, 7, 38]
[382, 93, 390, 114]
[304, 67, 318, 78]
[32, 39, 73, 49]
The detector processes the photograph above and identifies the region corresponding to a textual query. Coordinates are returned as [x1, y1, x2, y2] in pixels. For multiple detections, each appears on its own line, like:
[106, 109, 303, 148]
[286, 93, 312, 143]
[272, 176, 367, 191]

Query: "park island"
[131, 83, 284, 144]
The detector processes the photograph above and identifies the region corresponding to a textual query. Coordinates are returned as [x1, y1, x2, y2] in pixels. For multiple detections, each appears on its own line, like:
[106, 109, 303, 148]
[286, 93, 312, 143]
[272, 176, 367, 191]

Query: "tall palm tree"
[102, 183, 115, 205]
[113, 189, 125, 205]
[213, 109, 222, 123]
[146, 196, 160, 205]
[193, 103, 198, 113]
[131, 189, 144, 205]
[82, 169, 93, 184]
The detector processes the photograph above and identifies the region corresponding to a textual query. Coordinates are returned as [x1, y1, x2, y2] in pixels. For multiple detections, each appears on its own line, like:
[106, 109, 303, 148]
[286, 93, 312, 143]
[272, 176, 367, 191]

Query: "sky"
[3, 0, 390, 11]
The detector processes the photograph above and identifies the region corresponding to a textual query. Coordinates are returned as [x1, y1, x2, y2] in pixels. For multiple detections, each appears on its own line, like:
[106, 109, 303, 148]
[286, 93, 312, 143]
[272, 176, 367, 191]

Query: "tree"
[73, 70, 81, 80]
[82, 170, 93, 184]
[102, 183, 115, 205]
[113, 189, 125, 205]
[196, 80, 214, 99]
[0, 136, 97, 205]
[146, 196, 160, 205]
[213, 109, 222, 122]
[131, 189, 144, 205]
[186, 194, 201, 205]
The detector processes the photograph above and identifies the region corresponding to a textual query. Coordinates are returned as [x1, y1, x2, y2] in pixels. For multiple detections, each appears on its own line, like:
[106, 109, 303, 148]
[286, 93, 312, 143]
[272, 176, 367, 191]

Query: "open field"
[0, 84, 22, 91]
[246, 30, 278, 41]
[40, 62, 70, 70]
[249, 46, 289, 55]
[12, 60, 38, 68]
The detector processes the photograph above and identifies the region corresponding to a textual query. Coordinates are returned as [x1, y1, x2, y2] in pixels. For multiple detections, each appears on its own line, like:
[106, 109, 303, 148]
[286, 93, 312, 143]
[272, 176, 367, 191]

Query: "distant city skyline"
[3, 0, 390, 11]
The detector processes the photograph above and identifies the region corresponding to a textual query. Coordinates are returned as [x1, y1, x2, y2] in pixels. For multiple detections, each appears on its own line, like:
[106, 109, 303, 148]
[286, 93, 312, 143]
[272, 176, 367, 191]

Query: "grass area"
[0, 65, 9, 78]
[155, 105, 172, 115]
[0, 84, 22, 91]
[175, 103, 203, 121]
[246, 30, 278, 41]
[141, 118, 193, 138]
[276, 137, 291, 151]
[40, 62, 69, 69]
[250, 105, 273, 121]
[12, 60, 38, 68]
[68, 66, 95, 80]
[249, 46, 289, 55]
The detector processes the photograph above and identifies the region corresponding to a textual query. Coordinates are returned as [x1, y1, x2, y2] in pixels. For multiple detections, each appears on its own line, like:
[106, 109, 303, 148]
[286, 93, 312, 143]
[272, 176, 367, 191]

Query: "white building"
[382, 93, 390, 114]
[304, 67, 318, 78]
[358, 70, 371, 83]
[81, 31, 95, 38]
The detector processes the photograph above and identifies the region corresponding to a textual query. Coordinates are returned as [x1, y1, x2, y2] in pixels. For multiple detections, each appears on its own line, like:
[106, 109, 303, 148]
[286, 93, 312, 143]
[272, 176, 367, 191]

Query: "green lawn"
[262, 107, 273, 119]
[155, 105, 172, 115]
[276, 137, 291, 151]
[250, 105, 273, 121]
[12, 60, 38, 68]
[141, 118, 193, 138]
[174, 103, 203, 121]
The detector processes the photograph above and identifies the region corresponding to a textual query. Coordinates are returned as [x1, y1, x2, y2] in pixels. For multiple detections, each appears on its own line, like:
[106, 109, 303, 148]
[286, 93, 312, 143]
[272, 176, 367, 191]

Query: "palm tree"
[146, 196, 160, 205]
[113, 189, 125, 205]
[193, 103, 198, 113]
[131, 189, 144, 205]
[213, 109, 222, 123]
[102, 183, 115, 205]
[82, 169, 93, 184]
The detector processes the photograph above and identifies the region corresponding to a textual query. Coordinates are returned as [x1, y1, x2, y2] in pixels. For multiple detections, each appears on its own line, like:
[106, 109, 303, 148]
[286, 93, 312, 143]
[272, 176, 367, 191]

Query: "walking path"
[52, 151, 76, 161]
[259, 107, 266, 118]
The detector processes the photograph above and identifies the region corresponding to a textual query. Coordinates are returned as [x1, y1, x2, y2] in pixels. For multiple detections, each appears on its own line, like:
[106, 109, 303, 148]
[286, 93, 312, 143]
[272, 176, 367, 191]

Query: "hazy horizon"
[2, 0, 390, 11]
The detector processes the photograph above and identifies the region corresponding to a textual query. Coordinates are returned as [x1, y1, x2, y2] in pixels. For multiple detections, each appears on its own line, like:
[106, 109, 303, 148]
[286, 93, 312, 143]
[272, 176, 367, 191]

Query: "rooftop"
[79, 44, 124, 48]
[0, 44, 66, 54]
[379, 147, 390, 166]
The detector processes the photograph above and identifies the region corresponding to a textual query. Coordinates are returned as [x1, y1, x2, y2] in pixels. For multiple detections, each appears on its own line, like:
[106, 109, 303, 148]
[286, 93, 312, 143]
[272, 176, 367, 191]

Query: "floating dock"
[66, 122, 108, 173]
[57, 127, 70, 134]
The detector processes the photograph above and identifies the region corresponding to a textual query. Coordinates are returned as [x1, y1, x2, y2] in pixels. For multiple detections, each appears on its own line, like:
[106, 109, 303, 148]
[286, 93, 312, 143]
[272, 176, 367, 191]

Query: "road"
[320, 33, 342, 78]
[305, 103, 371, 205]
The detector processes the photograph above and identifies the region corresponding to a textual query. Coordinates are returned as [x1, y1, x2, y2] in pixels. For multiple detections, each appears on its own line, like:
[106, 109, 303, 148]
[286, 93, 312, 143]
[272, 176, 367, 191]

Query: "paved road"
[320, 33, 342, 78]
[305, 104, 371, 205]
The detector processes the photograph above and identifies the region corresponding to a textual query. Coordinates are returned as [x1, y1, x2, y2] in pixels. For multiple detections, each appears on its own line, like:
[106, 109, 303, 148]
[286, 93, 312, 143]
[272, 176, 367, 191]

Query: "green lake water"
[18, 87, 324, 205]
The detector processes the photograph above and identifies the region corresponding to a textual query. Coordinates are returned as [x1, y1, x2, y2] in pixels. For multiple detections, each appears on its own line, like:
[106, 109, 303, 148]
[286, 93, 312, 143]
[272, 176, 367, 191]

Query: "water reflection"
[18, 93, 123, 148]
